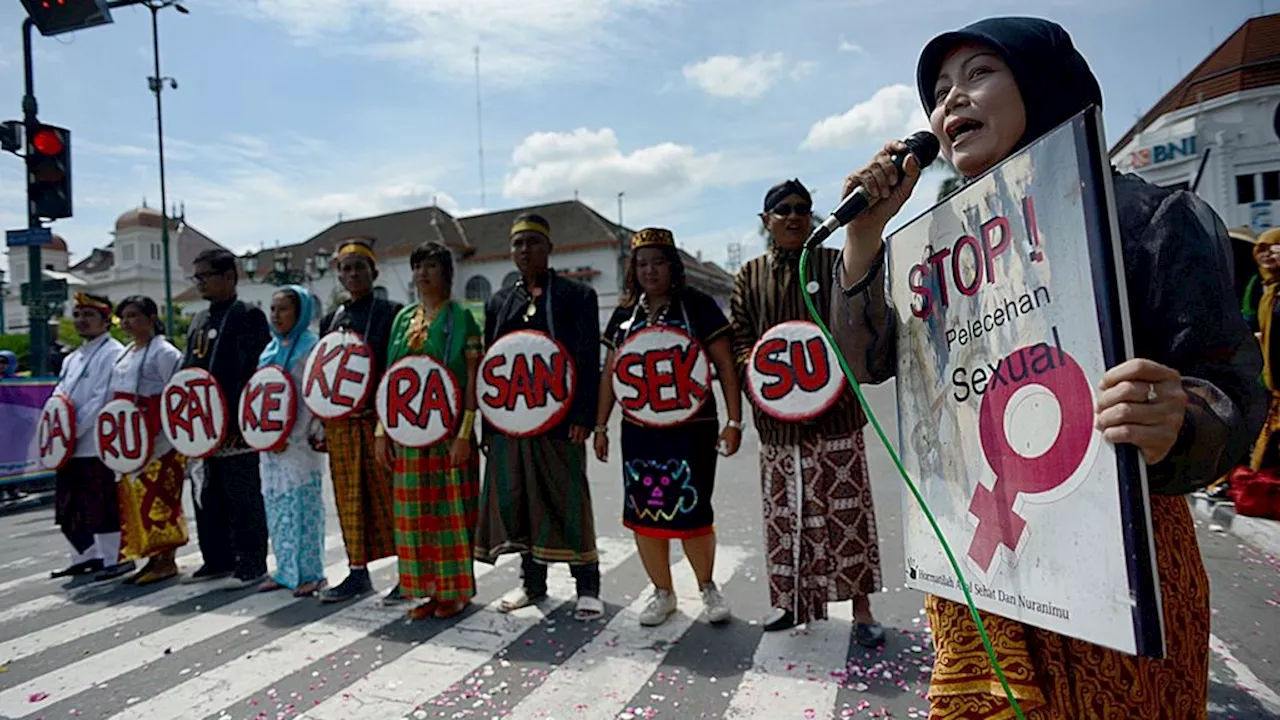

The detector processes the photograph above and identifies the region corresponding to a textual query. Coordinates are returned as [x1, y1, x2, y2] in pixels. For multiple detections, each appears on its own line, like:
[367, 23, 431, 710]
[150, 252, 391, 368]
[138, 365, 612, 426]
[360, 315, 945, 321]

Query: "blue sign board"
[5, 227, 52, 248]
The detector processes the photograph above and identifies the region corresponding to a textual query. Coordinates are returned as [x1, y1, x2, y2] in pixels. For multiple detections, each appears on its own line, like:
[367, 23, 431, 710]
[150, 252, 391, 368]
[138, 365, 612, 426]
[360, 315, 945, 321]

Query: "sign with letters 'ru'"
[887, 108, 1163, 658]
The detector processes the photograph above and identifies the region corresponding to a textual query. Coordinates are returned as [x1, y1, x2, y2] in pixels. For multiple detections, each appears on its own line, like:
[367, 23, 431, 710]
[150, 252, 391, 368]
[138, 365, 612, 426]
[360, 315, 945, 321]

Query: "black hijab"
[916, 17, 1103, 162]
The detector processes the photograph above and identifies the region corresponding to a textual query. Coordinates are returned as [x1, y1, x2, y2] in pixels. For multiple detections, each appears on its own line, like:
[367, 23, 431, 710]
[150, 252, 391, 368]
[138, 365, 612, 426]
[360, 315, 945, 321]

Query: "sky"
[0, 0, 1269, 280]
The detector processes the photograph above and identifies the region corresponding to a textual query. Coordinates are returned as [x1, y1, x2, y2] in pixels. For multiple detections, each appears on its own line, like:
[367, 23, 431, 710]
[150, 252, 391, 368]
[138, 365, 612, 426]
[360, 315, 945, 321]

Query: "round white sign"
[301, 331, 374, 420]
[160, 367, 229, 460]
[37, 392, 76, 471]
[746, 320, 846, 422]
[612, 326, 711, 428]
[477, 330, 576, 438]
[376, 355, 462, 448]
[96, 397, 155, 475]
[238, 365, 298, 453]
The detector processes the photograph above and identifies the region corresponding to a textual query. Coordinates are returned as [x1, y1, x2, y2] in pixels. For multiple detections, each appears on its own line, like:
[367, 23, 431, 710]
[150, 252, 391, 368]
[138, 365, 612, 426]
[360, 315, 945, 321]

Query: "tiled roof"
[1111, 13, 1280, 154]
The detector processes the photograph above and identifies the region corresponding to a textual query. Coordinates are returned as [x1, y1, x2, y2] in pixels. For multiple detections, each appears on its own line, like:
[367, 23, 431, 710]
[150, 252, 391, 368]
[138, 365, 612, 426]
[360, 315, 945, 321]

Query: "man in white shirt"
[50, 293, 129, 580]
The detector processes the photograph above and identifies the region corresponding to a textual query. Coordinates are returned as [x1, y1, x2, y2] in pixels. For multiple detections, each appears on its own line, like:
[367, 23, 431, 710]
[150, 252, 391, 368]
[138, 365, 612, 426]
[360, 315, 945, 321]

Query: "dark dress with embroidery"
[602, 287, 731, 539]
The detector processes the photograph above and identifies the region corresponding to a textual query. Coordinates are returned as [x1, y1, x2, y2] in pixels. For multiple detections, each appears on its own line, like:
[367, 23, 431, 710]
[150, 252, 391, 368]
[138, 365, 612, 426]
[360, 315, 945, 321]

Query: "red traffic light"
[32, 128, 64, 156]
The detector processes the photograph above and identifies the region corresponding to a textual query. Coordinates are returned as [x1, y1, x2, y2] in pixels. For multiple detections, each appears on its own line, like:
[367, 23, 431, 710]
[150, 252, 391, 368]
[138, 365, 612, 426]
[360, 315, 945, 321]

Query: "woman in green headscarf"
[375, 240, 483, 620]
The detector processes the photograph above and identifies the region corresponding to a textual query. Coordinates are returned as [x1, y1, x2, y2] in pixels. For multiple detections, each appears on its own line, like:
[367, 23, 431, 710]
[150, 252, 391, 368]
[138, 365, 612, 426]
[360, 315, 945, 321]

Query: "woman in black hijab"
[827, 16, 1265, 720]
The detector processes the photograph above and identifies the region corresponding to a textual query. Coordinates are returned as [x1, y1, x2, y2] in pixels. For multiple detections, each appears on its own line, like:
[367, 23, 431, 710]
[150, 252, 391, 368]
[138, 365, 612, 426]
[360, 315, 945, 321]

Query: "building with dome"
[2, 205, 229, 333]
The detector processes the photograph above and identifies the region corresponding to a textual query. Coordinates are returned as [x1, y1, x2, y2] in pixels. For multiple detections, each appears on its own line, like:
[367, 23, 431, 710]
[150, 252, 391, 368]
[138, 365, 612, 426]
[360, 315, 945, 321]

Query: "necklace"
[640, 294, 671, 325]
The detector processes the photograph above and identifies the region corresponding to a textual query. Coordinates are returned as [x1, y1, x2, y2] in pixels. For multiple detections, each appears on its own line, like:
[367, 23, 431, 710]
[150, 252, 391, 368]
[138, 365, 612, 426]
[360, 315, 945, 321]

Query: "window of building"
[465, 276, 493, 303]
[1237, 174, 1257, 204]
[502, 271, 520, 289]
[120, 243, 135, 264]
[1264, 171, 1280, 201]
[151, 243, 162, 262]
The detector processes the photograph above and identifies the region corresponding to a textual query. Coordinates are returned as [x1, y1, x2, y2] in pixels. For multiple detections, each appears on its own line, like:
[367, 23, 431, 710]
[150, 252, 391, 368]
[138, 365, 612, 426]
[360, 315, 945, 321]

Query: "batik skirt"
[262, 471, 327, 589]
[119, 449, 189, 560]
[924, 495, 1209, 720]
[473, 433, 598, 565]
[324, 414, 396, 565]
[55, 457, 121, 554]
[759, 430, 882, 625]
[620, 418, 718, 539]
[394, 441, 481, 601]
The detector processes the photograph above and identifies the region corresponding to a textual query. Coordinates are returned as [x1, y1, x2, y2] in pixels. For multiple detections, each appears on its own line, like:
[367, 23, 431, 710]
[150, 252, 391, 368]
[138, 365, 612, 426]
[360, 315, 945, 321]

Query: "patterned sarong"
[925, 495, 1209, 720]
[759, 430, 882, 625]
[263, 473, 327, 589]
[394, 443, 480, 601]
[474, 434, 598, 565]
[325, 415, 396, 565]
[119, 449, 189, 560]
[55, 457, 121, 555]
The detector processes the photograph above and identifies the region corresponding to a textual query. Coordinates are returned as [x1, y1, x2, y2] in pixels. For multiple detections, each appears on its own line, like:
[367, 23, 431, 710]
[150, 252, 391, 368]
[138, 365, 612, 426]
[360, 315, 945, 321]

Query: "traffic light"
[27, 124, 72, 221]
[20, 0, 114, 37]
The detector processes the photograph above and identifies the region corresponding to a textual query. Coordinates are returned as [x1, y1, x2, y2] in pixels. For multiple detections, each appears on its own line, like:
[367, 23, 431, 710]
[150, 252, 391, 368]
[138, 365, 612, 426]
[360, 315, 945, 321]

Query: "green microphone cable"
[798, 243, 1028, 720]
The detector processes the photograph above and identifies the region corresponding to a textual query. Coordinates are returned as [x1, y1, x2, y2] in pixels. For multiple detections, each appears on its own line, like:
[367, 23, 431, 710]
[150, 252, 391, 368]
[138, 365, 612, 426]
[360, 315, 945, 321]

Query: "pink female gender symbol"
[967, 343, 1095, 572]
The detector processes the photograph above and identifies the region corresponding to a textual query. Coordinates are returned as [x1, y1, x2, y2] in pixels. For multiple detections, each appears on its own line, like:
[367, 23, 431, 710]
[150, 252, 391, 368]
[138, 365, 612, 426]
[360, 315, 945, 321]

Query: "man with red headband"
[50, 293, 129, 580]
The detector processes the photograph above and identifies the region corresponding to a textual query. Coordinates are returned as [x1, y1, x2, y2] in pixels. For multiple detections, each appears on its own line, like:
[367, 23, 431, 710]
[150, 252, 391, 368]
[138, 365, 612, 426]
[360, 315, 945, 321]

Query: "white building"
[1109, 12, 1280, 296]
[177, 199, 735, 335]
[2, 234, 87, 334]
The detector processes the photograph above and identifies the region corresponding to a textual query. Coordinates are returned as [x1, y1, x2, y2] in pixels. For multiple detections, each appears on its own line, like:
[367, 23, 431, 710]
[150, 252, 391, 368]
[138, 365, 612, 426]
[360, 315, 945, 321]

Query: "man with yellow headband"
[50, 293, 128, 580]
[473, 213, 605, 621]
[317, 237, 406, 604]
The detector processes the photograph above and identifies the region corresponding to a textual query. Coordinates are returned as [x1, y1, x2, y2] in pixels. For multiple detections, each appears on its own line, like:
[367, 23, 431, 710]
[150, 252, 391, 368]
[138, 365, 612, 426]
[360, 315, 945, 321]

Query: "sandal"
[433, 600, 468, 619]
[498, 587, 544, 614]
[406, 600, 437, 620]
[293, 579, 326, 598]
[574, 595, 604, 621]
[258, 578, 285, 593]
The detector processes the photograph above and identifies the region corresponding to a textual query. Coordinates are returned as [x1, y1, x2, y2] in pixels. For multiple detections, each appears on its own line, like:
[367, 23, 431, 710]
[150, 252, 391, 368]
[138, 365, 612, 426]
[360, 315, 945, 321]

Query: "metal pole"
[151, 3, 175, 336]
[1, 269, 7, 334]
[22, 17, 47, 376]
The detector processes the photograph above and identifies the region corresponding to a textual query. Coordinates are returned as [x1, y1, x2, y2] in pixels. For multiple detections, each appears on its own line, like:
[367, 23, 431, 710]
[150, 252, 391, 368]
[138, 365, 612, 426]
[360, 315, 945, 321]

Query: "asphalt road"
[0, 381, 1276, 720]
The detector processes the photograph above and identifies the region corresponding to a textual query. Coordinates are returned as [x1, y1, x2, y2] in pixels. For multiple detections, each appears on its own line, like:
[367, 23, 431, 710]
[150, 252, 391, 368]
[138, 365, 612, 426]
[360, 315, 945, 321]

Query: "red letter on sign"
[260, 382, 286, 432]
[792, 338, 831, 392]
[419, 370, 456, 430]
[242, 384, 265, 431]
[386, 367, 419, 430]
[98, 412, 120, 460]
[616, 353, 649, 412]
[164, 385, 191, 440]
[671, 345, 707, 408]
[532, 353, 569, 405]
[480, 356, 507, 410]
[120, 411, 144, 461]
[330, 346, 369, 408]
[754, 338, 793, 401]
[644, 348, 678, 413]
[41, 411, 68, 457]
[304, 343, 341, 399]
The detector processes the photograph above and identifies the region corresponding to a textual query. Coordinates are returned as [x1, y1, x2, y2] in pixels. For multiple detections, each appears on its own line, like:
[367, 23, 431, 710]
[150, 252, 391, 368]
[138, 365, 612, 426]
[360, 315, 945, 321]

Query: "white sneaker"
[638, 588, 677, 626]
[701, 581, 731, 623]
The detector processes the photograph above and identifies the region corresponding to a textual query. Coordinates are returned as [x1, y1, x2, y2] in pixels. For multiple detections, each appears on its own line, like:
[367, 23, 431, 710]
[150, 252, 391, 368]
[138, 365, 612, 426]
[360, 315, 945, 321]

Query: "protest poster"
[478, 330, 575, 437]
[612, 326, 710, 428]
[0, 379, 58, 487]
[886, 108, 1162, 657]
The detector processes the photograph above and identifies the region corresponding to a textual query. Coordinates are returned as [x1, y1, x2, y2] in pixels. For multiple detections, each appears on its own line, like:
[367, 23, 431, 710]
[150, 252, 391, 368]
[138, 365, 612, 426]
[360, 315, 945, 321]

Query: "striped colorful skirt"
[118, 449, 189, 561]
[925, 495, 1209, 719]
[393, 442, 481, 601]
[473, 434, 599, 565]
[324, 415, 397, 565]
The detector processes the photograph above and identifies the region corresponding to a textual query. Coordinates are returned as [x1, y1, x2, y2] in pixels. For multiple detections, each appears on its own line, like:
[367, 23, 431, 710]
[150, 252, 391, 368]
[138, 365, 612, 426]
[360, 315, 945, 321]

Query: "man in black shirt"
[317, 238, 405, 604]
[180, 249, 272, 589]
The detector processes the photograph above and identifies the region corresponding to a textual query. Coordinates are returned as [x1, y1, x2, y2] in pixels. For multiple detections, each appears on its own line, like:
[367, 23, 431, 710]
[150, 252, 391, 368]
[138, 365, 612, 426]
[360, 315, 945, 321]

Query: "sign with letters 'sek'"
[888, 108, 1162, 657]
[612, 326, 711, 427]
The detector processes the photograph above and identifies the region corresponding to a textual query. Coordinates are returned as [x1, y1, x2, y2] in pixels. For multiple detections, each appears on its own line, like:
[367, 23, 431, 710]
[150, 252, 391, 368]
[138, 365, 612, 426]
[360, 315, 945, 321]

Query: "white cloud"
[838, 37, 864, 54]
[801, 83, 928, 150]
[682, 53, 788, 100]
[238, 0, 676, 86]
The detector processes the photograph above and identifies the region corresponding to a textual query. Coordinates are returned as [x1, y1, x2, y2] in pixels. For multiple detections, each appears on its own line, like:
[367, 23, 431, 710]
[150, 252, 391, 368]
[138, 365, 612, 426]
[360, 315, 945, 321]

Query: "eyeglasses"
[771, 203, 812, 217]
[188, 270, 223, 282]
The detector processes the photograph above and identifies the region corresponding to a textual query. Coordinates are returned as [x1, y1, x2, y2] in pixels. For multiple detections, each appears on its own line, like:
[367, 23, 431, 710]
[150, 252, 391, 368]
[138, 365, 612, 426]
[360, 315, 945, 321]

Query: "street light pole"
[146, 0, 186, 337]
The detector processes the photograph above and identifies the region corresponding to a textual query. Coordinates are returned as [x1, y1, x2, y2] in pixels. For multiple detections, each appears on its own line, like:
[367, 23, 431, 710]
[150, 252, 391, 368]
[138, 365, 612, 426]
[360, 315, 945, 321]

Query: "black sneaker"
[93, 561, 137, 583]
[181, 564, 233, 585]
[381, 584, 407, 606]
[763, 608, 796, 632]
[855, 622, 887, 648]
[320, 569, 373, 604]
[51, 558, 104, 579]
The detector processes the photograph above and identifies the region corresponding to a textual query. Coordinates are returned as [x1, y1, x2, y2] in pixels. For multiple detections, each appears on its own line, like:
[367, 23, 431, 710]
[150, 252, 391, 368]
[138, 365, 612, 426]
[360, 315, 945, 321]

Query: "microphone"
[806, 130, 941, 248]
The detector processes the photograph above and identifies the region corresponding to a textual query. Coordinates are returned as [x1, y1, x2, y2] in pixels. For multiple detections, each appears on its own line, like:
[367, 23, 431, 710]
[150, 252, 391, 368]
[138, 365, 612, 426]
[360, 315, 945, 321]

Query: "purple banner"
[0, 378, 58, 486]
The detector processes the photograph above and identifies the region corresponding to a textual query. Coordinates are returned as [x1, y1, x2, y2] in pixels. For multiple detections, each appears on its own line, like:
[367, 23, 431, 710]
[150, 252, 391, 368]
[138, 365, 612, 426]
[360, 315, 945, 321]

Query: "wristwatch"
[593, 425, 608, 435]
[726, 420, 743, 430]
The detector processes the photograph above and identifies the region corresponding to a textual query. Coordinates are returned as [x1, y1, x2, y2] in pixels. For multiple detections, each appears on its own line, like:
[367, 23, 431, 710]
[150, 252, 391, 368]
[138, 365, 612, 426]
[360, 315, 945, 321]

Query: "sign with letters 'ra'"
[376, 355, 461, 448]
[612, 326, 711, 428]
[887, 108, 1163, 657]
[477, 330, 576, 437]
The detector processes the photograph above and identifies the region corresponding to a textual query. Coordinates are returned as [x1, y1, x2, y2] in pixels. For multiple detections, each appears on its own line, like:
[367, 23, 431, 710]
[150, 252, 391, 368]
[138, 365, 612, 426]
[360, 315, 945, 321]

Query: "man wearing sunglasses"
[729, 179, 886, 645]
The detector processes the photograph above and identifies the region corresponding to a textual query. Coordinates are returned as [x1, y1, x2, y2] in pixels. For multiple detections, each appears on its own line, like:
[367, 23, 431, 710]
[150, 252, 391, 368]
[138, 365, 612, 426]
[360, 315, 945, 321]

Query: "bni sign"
[1127, 135, 1197, 170]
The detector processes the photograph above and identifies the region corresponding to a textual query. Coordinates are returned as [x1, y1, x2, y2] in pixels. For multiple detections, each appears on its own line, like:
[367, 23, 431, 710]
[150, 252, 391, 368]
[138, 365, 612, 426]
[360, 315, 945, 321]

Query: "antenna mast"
[475, 46, 487, 208]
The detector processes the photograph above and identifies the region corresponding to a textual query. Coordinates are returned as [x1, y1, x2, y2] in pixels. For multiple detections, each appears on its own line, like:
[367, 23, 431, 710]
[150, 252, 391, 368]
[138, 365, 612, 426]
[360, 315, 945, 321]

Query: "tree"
[937, 158, 964, 202]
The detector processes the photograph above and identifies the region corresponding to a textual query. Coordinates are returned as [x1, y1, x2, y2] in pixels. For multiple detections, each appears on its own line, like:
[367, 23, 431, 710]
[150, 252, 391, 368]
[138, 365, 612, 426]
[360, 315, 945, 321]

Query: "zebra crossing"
[0, 529, 937, 720]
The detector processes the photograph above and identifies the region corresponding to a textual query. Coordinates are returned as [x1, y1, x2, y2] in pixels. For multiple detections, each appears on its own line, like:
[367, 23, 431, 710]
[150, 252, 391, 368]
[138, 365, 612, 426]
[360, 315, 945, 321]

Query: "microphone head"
[903, 131, 941, 169]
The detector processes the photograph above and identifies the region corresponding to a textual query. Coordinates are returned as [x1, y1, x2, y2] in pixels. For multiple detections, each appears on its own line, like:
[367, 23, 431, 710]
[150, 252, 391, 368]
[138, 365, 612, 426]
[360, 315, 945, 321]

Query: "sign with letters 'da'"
[612, 326, 710, 428]
[160, 368, 229, 460]
[477, 330, 576, 438]
[888, 108, 1162, 657]
[37, 393, 76, 470]
[376, 355, 461, 448]
[238, 365, 298, 453]
[747, 321, 845, 422]
[302, 331, 374, 421]
[96, 398, 154, 475]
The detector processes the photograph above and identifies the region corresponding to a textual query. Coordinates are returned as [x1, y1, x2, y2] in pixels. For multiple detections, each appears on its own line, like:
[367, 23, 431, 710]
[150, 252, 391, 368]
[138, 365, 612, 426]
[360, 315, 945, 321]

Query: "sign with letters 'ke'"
[747, 320, 845, 422]
[302, 331, 374, 420]
[160, 368, 228, 460]
[888, 108, 1162, 657]
[96, 398, 154, 475]
[37, 392, 76, 470]
[238, 365, 298, 452]
[477, 330, 576, 437]
[612, 326, 710, 427]
[376, 355, 461, 448]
